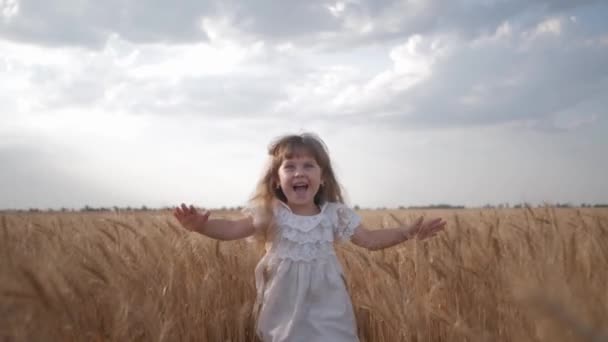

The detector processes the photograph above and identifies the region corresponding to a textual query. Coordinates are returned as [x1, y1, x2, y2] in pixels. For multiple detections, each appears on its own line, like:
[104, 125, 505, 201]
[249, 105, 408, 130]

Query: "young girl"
[174, 133, 446, 342]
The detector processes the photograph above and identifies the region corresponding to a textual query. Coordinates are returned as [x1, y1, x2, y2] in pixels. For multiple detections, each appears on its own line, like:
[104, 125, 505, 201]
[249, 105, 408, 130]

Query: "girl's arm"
[350, 225, 410, 251]
[173, 203, 255, 241]
[350, 217, 445, 251]
[196, 217, 255, 241]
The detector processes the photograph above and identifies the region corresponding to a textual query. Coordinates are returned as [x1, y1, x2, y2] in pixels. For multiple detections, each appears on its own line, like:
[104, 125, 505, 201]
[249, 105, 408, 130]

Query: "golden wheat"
[1, 208, 607, 341]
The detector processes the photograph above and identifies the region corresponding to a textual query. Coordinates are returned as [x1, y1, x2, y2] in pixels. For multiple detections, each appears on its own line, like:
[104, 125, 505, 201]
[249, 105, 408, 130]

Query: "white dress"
[248, 201, 362, 342]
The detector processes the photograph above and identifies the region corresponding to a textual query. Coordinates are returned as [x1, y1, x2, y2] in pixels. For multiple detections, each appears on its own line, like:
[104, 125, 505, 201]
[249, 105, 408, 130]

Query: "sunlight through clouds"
[383, 34, 446, 90]
[0, 0, 606, 209]
[128, 41, 259, 79]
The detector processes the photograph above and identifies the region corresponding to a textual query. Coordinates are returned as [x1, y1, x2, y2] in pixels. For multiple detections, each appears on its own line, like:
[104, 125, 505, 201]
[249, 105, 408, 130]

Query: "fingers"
[190, 204, 199, 215]
[417, 218, 447, 240]
[173, 207, 184, 222]
[425, 218, 443, 226]
[423, 218, 445, 229]
[174, 205, 183, 216]
[425, 222, 445, 235]
[174, 203, 202, 222]
[428, 225, 445, 236]
[181, 203, 194, 215]
[177, 203, 198, 215]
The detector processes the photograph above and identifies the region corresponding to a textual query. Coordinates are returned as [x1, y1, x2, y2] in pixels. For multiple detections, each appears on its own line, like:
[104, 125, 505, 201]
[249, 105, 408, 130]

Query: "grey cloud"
[2, 0, 605, 48]
[1, 0, 215, 47]
[1, 0, 339, 47]
[3, 0, 607, 133]
[222, 0, 339, 39]
[341, 31, 608, 131]
[127, 27, 607, 130]
[217, 0, 606, 48]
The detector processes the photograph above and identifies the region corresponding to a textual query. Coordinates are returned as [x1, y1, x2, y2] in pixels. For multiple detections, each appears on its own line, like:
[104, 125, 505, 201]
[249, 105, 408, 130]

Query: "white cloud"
[128, 41, 263, 79]
[1, 0, 607, 209]
[0, 0, 19, 20]
[387, 34, 448, 86]
[273, 65, 362, 117]
[536, 17, 563, 35]
[327, 1, 346, 17]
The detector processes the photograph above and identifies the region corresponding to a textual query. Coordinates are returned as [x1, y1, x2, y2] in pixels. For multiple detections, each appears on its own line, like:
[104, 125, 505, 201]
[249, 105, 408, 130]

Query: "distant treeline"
[4, 203, 607, 213]
[355, 204, 466, 210]
[482, 203, 608, 209]
[7, 205, 247, 213]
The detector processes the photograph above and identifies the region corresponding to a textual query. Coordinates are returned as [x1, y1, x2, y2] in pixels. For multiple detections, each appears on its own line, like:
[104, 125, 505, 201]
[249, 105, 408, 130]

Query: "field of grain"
[1, 207, 607, 341]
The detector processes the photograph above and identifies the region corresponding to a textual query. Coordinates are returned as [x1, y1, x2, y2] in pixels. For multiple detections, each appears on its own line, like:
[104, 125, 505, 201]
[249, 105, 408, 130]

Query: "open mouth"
[293, 184, 309, 193]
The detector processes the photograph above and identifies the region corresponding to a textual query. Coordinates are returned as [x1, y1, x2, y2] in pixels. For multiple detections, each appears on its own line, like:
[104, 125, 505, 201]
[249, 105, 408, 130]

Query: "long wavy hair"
[247, 132, 345, 245]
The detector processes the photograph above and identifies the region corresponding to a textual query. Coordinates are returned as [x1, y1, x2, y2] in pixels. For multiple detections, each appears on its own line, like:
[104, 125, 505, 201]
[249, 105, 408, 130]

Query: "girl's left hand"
[405, 217, 446, 240]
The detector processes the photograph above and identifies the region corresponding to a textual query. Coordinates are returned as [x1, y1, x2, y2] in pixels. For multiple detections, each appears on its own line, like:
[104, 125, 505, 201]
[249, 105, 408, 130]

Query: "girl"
[174, 133, 446, 342]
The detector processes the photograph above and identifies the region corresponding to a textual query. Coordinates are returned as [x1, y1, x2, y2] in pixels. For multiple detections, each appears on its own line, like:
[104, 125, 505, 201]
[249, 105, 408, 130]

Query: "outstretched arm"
[350, 217, 445, 251]
[173, 203, 255, 241]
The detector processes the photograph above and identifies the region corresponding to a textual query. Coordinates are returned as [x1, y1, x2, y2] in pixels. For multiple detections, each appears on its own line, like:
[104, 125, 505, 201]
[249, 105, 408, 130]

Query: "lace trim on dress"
[279, 220, 334, 243]
[262, 201, 349, 262]
[274, 201, 330, 232]
[271, 239, 336, 262]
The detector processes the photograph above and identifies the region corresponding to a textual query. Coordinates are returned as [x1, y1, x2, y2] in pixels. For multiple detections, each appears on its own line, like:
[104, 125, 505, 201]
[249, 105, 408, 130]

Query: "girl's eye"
[284, 165, 295, 169]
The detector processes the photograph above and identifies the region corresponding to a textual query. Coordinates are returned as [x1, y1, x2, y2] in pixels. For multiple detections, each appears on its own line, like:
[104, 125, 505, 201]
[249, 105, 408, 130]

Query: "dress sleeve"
[241, 204, 272, 244]
[333, 203, 362, 242]
[241, 205, 263, 228]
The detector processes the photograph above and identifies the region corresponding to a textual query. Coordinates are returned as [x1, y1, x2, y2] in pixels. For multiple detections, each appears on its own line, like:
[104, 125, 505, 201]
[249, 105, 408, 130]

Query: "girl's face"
[277, 154, 322, 212]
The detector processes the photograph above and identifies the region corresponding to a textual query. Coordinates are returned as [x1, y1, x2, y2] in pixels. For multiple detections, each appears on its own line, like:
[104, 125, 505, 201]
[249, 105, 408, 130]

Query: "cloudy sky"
[1, 0, 607, 210]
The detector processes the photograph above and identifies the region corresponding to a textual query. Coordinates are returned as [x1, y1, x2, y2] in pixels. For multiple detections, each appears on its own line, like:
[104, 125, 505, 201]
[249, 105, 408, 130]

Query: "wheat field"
[1, 207, 607, 341]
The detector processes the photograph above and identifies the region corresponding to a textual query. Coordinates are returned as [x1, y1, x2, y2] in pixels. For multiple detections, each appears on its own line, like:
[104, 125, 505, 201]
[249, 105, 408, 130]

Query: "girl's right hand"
[405, 216, 446, 240]
[173, 203, 210, 233]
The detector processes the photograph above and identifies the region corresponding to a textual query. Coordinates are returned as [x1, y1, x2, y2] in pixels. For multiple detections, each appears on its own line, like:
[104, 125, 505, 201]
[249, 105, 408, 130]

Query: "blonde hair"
[247, 132, 345, 244]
